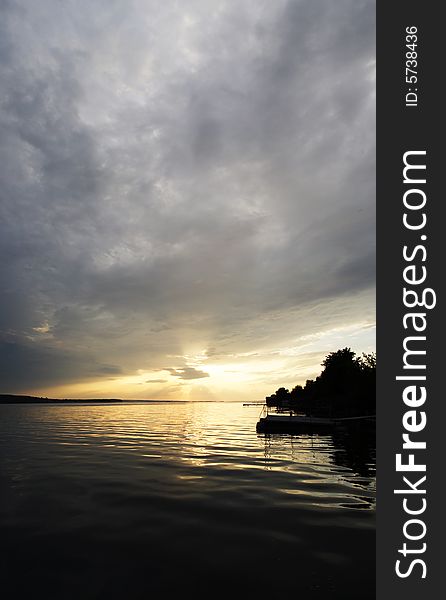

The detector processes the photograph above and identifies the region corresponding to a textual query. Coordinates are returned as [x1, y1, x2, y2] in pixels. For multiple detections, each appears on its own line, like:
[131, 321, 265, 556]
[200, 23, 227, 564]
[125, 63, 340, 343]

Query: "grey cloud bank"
[0, 0, 375, 396]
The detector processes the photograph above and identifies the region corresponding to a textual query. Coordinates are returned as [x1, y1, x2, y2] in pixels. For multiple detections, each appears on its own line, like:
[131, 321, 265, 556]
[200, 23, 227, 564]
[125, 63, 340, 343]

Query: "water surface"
[0, 402, 375, 598]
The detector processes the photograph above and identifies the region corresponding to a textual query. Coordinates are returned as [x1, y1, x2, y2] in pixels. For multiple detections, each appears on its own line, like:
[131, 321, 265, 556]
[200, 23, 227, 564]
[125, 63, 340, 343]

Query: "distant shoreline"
[0, 394, 238, 404]
[0, 394, 123, 404]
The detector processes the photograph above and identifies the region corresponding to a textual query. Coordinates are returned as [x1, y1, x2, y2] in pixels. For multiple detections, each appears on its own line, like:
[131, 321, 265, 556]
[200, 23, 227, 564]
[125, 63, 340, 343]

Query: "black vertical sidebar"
[377, 2, 443, 598]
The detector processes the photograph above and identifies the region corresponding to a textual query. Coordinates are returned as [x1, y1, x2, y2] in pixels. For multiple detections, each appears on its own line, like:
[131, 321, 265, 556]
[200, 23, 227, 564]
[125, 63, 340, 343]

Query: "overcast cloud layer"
[0, 0, 375, 399]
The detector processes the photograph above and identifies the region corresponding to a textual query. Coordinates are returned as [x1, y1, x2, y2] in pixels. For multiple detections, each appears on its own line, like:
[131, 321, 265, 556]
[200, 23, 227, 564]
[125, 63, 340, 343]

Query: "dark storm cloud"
[0, 339, 122, 392]
[0, 0, 375, 393]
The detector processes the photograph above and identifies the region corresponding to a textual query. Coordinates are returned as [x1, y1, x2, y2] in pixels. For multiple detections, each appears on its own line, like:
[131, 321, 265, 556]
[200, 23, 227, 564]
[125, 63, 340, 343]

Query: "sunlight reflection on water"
[0, 402, 375, 599]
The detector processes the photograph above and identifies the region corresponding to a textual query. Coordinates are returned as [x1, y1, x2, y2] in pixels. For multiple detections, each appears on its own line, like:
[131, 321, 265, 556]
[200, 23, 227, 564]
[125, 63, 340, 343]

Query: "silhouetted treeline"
[266, 348, 376, 417]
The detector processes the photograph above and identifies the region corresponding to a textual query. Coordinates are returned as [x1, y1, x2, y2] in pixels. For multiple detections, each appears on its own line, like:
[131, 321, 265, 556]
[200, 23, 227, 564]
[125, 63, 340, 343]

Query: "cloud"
[167, 367, 210, 380]
[0, 0, 375, 398]
[0, 339, 122, 392]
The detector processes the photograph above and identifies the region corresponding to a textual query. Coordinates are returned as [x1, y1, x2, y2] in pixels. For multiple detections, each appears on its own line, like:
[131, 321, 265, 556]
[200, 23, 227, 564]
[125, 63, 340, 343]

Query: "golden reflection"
[21, 402, 374, 498]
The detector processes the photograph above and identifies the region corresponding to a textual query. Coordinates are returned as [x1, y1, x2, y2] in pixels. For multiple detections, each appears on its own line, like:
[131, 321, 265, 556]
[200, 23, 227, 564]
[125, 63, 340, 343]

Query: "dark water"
[0, 403, 375, 599]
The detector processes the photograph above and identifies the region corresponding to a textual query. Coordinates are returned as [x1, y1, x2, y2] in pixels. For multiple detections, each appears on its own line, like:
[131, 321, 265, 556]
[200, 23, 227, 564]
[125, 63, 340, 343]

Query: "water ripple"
[0, 402, 375, 598]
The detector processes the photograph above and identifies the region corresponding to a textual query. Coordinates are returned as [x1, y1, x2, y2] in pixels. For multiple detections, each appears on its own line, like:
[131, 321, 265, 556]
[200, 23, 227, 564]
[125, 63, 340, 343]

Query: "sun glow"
[24, 318, 375, 402]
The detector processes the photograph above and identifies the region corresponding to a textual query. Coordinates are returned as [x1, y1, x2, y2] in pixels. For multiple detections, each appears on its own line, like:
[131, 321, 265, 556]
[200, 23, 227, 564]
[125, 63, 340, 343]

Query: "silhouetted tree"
[266, 387, 291, 407]
[265, 348, 376, 417]
[289, 384, 303, 399]
[358, 352, 376, 371]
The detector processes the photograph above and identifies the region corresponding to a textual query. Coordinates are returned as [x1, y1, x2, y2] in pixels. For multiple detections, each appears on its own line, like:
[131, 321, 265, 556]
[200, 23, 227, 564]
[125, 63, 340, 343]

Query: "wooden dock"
[256, 406, 375, 434]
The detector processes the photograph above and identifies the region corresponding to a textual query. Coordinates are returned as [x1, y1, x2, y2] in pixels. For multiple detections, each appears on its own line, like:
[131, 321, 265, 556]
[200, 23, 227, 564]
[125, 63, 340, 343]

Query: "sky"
[0, 0, 375, 401]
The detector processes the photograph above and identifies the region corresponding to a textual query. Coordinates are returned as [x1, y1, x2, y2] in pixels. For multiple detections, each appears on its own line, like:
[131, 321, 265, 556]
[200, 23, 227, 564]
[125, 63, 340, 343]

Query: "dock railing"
[258, 404, 269, 419]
